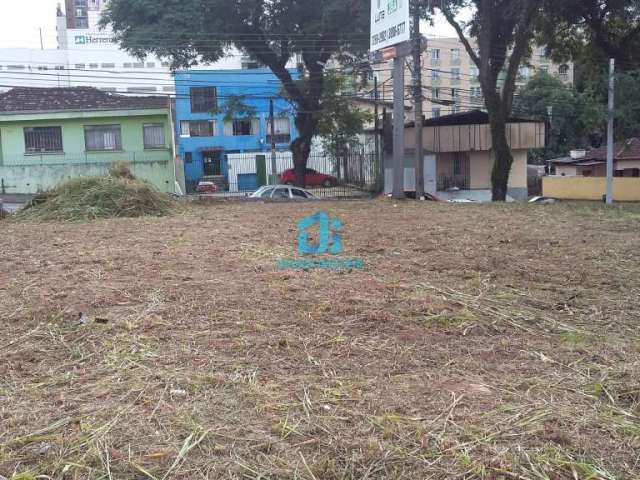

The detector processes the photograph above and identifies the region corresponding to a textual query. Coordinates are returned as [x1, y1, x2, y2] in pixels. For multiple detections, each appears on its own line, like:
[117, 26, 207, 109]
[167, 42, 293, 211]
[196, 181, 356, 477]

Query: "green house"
[0, 87, 176, 194]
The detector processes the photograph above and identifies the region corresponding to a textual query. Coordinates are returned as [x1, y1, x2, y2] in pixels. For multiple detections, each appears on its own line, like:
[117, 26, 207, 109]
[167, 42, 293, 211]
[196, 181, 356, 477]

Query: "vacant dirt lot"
[1, 200, 639, 479]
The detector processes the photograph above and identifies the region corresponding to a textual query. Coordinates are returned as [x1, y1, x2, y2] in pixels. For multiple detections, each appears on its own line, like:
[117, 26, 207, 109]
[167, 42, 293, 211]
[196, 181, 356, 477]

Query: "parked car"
[196, 181, 218, 194]
[250, 185, 318, 200]
[280, 168, 337, 187]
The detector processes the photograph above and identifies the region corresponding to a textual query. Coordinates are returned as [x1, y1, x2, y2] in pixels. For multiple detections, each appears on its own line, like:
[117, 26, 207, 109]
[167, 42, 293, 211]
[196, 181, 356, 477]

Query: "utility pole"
[373, 75, 381, 193]
[546, 105, 553, 175]
[606, 58, 615, 205]
[269, 98, 277, 185]
[392, 56, 405, 199]
[39, 28, 44, 50]
[412, 3, 425, 200]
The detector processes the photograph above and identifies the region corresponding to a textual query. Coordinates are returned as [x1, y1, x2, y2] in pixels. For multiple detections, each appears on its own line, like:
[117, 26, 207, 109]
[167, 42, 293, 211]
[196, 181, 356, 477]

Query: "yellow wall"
[543, 177, 640, 201]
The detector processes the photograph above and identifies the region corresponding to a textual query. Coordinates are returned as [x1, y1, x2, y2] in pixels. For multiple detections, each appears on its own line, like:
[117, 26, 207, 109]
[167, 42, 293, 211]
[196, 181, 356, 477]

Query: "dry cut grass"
[1, 199, 640, 479]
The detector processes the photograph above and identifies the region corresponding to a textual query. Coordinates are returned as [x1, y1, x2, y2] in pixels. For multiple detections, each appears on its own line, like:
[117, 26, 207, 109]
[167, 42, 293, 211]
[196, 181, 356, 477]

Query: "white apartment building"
[0, 1, 255, 94]
[375, 37, 574, 119]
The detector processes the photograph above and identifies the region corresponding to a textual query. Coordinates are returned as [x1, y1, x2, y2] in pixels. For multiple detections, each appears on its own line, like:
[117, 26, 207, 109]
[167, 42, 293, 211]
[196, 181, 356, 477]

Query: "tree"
[433, 1, 541, 201]
[101, 0, 370, 187]
[537, 1, 640, 141]
[514, 72, 602, 162]
[538, 0, 640, 71]
[316, 74, 372, 159]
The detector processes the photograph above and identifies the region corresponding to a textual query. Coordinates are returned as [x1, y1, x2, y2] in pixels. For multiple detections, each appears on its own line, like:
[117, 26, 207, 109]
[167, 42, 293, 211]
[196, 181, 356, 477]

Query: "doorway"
[203, 150, 223, 176]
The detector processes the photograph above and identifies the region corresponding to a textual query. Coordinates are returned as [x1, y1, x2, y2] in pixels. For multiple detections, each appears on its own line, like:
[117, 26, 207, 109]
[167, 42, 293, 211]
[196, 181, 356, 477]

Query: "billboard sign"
[370, 0, 410, 52]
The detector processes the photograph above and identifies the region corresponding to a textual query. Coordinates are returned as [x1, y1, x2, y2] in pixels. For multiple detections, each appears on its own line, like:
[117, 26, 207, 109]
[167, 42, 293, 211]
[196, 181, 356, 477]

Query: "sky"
[0, 0, 464, 50]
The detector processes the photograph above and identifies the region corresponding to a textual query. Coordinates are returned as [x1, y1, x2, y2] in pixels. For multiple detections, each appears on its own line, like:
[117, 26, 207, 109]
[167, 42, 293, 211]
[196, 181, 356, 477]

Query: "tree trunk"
[291, 135, 311, 187]
[291, 110, 318, 187]
[488, 112, 514, 201]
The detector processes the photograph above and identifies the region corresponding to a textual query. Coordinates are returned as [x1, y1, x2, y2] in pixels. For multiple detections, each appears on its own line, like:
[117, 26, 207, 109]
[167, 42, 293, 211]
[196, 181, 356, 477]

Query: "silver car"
[250, 185, 318, 200]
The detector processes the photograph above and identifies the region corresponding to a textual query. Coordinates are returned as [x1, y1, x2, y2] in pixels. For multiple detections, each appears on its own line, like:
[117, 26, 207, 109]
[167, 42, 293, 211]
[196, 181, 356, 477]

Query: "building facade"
[375, 37, 574, 119]
[0, 3, 262, 94]
[175, 69, 299, 193]
[383, 110, 546, 201]
[0, 87, 175, 194]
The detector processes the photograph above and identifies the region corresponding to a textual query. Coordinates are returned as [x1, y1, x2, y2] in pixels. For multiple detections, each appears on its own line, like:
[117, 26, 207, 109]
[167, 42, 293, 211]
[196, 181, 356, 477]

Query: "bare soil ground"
[1, 200, 640, 480]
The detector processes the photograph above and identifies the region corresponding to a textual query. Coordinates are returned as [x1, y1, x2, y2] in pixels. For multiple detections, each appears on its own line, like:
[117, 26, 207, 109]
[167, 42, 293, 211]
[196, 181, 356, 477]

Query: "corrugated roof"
[0, 87, 168, 114]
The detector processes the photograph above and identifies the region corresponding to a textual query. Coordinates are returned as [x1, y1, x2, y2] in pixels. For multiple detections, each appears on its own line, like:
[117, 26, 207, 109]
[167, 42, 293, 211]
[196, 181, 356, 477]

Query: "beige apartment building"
[375, 37, 574, 119]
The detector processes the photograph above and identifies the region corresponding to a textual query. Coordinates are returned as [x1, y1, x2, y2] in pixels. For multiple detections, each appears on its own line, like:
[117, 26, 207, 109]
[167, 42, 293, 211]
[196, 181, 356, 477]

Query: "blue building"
[175, 68, 298, 192]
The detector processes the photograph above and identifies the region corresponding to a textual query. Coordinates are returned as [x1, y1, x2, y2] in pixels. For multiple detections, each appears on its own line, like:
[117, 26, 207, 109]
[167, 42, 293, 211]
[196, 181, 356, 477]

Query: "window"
[89, 63, 98, 69]
[432, 87, 440, 99]
[451, 48, 460, 60]
[272, 188, 289, 199]
[84, 125, 122, 151]
[451, 88, 459, 99]
[75, 63, 86, 69]
[431, 70, 440, 82]
[146, 62, 156, 68]
[432, 108, 441, 118]
[431, 49, 440, 60]
[470, 66, 479, 78]
[7, 65, 25, 70]
[266, 117, 291, 144]
[190, 87, 217, 113]
[291, 188, 308, 199]
[184, 152, 193, 164]
[143, 124, 165, 149]
[233, 119, 253, 136]
[133, 62, 144, 68]
[559, 64, 570, 80]
[260, 187, 274, 198]
[180, 120, 215, 137]
[123, 62, 132, 68]
[101, 63, 115, 68]
[24, 127, 63, 153]
[451, 68, 461, 81]
[454, 157, 462, 175]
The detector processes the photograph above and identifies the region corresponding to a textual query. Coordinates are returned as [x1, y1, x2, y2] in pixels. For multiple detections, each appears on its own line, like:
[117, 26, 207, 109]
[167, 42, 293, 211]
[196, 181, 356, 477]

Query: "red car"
[280, 168, 337, 187]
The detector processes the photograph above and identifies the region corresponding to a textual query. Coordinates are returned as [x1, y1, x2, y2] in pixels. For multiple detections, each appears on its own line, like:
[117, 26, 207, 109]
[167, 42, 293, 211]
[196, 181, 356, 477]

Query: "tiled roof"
[0, 87, 168, 114]
[550, 138, 640, 165]
[582, 138, 640, 162]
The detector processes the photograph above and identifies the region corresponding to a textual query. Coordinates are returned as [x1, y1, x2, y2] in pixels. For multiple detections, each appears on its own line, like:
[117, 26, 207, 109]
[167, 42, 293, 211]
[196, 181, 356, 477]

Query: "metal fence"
[195, 151, 382, 199]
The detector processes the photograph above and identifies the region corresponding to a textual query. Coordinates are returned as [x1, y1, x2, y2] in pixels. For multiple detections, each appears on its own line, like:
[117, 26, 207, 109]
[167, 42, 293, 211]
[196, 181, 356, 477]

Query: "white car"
[250, 185, 318, 200]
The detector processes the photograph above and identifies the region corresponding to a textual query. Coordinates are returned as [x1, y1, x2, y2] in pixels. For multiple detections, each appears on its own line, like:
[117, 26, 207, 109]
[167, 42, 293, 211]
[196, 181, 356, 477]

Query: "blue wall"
[175, 68, 298, 191]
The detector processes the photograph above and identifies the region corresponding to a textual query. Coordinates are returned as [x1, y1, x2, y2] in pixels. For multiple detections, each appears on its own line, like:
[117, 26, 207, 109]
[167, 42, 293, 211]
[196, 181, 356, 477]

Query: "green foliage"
[210, 94, 258, 122]
[102, 0, 371, 169]
[515, 72, 603, 161]
[538, 0, 640, 71]
[316, 74, 373, 157]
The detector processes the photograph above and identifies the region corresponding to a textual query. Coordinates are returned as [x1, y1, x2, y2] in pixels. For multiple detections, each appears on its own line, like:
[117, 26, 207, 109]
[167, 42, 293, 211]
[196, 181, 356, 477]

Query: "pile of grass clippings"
[17, 163, 174, 221]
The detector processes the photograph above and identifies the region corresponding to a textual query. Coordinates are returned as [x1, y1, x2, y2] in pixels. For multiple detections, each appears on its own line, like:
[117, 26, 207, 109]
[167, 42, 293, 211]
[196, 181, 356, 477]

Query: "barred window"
[84, 125, 122, 151]
[143, 124, 165, 149]
[24, 127, 63, 153]
[190, 87, 217, 113]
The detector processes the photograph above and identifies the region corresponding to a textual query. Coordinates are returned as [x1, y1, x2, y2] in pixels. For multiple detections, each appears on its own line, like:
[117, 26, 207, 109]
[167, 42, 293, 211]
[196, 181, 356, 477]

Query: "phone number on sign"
[371, 21, 407, 47]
